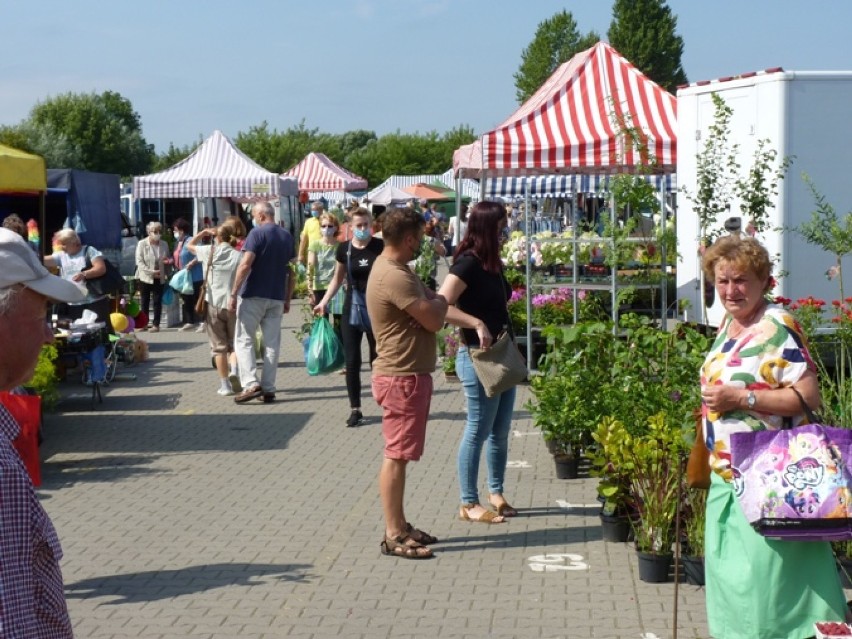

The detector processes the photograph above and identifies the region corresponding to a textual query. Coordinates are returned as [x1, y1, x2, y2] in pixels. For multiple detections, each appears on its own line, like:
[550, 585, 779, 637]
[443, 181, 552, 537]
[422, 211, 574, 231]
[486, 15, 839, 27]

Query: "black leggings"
[180, 280, 203, 325]
[138, 280, 164, 327]
[341, 308, 377, 409]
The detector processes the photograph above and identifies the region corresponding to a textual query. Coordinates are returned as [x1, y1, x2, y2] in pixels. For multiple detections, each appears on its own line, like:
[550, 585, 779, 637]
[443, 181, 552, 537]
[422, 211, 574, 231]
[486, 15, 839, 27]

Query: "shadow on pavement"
[436, 525, 602, 552]
[42, 454, 164, 487]
[40, 412, 312, 455]
[65, 562, 313, 603]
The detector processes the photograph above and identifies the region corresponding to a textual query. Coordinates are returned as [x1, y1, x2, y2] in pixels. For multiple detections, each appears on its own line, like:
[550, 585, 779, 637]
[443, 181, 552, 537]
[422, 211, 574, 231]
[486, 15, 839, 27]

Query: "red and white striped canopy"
[133, 130, 296, 199]
[482, 42, 677, 175]
[282, 152, 367, 192]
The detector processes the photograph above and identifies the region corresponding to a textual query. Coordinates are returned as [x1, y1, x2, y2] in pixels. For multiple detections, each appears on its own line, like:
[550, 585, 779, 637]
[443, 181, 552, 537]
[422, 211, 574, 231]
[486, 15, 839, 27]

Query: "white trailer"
[676, 70, 852, 326]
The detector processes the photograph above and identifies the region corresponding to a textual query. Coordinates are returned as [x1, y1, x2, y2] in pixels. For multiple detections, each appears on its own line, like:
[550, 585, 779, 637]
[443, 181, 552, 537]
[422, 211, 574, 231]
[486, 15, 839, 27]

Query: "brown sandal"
[459, 503, 505, 524]
[380, 533, 433, 559]
[405, 523, 438, 545]
[491, 501, 518, 518]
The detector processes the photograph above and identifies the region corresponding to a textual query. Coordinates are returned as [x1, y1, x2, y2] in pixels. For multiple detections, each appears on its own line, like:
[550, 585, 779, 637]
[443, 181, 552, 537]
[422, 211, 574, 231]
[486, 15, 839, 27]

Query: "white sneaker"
[217, 387, 235, 396]
[195, 323, 206, 333]
[179, 323, 194, 331]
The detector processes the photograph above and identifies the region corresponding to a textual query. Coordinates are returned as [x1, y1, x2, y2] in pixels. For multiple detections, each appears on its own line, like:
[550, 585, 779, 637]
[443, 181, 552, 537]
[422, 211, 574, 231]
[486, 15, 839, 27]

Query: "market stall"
[282, 152, 367, 206]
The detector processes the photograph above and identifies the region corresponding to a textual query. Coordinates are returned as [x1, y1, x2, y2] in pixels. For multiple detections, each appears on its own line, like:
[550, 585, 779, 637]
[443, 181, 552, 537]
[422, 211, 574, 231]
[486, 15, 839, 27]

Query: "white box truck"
[676, 70, 852, 326]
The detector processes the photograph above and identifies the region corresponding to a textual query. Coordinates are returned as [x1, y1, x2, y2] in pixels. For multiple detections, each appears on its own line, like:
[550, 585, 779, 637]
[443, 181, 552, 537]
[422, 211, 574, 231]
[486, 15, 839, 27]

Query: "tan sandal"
[489, 498, 518, 518]
[380, 533, 433, 559]
[459, 502, 505, 524]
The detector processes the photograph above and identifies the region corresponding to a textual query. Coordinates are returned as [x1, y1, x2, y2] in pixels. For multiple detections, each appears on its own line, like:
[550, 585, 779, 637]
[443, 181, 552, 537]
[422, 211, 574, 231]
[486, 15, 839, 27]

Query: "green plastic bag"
[306, 317, 344, 376]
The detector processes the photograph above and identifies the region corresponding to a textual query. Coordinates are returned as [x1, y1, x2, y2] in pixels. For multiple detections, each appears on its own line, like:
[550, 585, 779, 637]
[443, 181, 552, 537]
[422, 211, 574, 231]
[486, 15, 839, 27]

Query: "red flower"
[833, 300, 843, 307]
[790, 303, 799, 311]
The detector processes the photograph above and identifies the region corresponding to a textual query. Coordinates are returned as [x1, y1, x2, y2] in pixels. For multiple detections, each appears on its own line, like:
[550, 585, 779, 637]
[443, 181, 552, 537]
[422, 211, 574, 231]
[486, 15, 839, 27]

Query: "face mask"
[150, 232, 161, 239]
[311, 210, 320, 218]
[321, 226, 336, 238]
[353, 228, 371, 241]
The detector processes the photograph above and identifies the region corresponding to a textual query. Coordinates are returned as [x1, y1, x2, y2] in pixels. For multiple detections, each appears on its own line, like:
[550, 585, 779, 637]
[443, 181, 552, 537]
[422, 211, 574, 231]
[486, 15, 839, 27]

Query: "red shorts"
[372, 374, 433, 461]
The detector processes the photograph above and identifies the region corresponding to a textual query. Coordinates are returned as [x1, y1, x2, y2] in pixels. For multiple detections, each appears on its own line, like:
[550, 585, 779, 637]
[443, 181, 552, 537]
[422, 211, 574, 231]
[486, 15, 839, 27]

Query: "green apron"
[705, 471, 847, 638]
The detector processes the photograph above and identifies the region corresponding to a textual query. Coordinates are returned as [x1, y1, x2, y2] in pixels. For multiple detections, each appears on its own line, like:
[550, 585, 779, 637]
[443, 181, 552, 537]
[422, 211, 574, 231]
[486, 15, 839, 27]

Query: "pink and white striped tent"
[133, 130, 296, 199]
[282, 152, 367, 192]
[481, 42, 677, 175]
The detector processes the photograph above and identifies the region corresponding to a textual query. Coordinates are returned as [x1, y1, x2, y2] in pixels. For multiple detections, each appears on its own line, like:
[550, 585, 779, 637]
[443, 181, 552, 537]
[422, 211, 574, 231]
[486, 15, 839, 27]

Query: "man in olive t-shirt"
[367, 208, 447, 560]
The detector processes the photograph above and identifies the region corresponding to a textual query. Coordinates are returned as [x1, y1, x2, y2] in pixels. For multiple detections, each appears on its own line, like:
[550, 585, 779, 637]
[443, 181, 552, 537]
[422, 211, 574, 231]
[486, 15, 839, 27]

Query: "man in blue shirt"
[229, 202, 295, 404]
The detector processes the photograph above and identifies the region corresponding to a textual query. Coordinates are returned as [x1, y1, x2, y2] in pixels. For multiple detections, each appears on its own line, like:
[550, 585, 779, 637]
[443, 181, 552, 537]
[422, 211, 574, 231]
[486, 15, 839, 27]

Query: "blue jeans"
[456, 347, 517, 504]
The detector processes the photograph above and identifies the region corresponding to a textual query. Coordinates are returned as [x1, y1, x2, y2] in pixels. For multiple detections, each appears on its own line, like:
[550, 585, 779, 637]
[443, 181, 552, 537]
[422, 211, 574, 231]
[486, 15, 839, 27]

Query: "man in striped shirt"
[0, 227, 83, 637]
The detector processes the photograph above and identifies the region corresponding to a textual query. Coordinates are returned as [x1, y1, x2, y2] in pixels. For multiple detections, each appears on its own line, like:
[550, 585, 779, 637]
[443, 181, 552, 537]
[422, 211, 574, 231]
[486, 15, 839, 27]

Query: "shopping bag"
[348, 289, 372, 332]
[730, 422, 852, 541]
[0, 391, 42, 487]
[168, 269, 194, 295]
[306, 317, 345, 376]
[161, 286, 175, 306]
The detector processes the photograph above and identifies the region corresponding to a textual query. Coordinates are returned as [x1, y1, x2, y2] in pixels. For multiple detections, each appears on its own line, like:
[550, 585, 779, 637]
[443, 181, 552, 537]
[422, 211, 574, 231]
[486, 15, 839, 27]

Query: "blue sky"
[2, 1, 851, 155]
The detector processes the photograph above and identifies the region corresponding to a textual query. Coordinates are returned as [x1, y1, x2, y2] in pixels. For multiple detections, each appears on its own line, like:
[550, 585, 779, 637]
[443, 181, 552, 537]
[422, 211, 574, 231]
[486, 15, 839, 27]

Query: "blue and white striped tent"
[482, 173, 677, 199]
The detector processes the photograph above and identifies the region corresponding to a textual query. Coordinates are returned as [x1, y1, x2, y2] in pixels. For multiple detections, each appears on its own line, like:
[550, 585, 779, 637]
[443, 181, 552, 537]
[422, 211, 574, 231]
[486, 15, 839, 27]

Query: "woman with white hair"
[44, 228, 110, 322]
[135, 221, 169, 332]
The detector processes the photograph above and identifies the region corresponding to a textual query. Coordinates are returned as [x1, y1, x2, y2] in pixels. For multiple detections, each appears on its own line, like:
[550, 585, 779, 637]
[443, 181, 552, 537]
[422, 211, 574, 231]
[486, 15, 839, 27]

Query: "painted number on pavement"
[527, 553, 588, 572]
[506, 460, 531, 468]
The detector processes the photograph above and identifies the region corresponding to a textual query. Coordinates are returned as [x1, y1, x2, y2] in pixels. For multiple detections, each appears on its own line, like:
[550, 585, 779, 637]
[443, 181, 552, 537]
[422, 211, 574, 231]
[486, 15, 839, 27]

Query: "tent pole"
[525, 185, 532, 373]
[659, 178, 668, 329]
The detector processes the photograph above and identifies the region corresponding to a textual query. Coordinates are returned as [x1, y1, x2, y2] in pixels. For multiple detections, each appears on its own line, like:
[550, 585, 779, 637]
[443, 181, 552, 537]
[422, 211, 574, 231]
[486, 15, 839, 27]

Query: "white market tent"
[367, 184, 417, 207]
[370, 170, 479, 200]
[133, 130, 297, 199]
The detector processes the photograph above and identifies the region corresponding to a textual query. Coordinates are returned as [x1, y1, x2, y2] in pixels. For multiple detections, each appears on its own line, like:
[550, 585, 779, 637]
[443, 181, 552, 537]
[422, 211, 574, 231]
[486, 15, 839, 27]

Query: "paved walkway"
[41, 300, 711, 638]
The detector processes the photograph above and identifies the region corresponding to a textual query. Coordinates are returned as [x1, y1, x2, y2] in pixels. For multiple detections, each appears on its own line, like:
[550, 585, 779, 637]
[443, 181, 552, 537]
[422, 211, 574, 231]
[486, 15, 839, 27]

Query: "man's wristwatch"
[746, 391, 756, 409]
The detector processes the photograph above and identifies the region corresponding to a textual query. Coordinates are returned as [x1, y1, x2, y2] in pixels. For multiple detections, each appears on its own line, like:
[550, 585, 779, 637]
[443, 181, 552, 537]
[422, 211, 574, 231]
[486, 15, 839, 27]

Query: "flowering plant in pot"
[681, 487, 707, 585]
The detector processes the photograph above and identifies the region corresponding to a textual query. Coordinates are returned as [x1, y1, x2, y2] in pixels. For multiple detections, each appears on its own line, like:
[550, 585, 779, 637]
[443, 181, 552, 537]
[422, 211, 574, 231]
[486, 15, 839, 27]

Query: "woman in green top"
[308, 213, 343, 329]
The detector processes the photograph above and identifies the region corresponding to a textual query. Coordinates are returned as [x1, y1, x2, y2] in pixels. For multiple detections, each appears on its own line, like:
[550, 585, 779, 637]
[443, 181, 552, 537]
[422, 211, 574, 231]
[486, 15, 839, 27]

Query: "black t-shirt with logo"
[336, 237, 384, 298]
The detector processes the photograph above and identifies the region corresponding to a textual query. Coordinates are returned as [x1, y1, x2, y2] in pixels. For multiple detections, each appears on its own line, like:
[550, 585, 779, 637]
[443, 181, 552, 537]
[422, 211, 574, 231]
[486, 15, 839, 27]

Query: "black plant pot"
[554, 454, 580, 479]
[600, 512, 631, 543]
[682, 555, 705, 586]
[636, 550, 672, 583]
[545, 438, 560, 455]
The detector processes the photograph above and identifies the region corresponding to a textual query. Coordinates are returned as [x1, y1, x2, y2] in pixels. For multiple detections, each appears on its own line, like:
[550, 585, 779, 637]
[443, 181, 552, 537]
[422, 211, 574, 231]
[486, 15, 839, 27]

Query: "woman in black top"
[438, 201, 517, 524]
[315, 208, 384, 427]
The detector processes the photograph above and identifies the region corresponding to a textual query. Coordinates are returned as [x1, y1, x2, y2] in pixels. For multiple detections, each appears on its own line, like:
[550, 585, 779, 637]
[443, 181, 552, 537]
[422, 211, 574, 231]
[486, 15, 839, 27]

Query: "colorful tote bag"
[730, 419, 852, 541]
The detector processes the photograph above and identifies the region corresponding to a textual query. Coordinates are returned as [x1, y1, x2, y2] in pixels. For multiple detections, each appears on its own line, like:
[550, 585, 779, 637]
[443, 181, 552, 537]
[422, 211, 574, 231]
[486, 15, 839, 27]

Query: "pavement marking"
[512, 429, 538, 437]
[527, 553, 589, 572]
[640, 634, 662, 639]
[556, 499, 600, 510]
[506, 460, 531, 468]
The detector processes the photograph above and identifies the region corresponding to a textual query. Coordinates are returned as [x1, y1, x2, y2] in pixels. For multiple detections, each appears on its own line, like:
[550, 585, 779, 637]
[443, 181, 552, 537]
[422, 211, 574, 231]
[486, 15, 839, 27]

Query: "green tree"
[153, 138, 202, 172]
[26, 90, 154, 176]
[514, 11, 599, 104]
[607, 0, 687, 93]
[0, 125, 33, 153]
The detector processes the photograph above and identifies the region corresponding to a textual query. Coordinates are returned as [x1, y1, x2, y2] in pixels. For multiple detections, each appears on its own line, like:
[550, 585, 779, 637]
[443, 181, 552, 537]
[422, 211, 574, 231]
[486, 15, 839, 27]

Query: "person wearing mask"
[366, 207, 448, 559]
[230, 202, 295, 404]
[298, 201, 324, 266]
[314, 208, 383, 427]
[0, 227, 83, 637]
[307, 212, 343, 330]
[187, 222, 243, 396]
[135, 221, 170, 332]
[171, 217, 204, 332]
[43, 229, 110, 323]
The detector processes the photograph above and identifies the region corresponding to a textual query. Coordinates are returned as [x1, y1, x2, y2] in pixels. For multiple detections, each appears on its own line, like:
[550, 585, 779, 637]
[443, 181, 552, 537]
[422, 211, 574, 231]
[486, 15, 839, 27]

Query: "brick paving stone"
[31, 285, 731, 638]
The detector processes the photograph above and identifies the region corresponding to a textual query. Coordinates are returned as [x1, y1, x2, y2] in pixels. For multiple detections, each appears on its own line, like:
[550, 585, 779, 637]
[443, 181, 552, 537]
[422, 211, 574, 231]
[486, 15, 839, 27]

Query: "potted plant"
[437, 327, 460, 380]
[681, 487, 707, 586]
[588, 416, 637, 542]
[528, 321, 615, 478]
[600, 413, 685, 583]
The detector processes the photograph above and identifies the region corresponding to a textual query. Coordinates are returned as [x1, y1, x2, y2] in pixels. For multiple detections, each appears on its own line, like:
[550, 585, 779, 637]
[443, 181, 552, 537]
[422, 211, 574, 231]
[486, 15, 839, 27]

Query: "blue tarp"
[47, 169, 121, 249]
